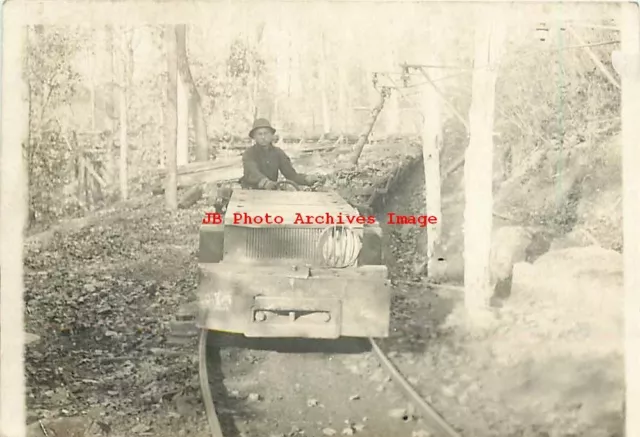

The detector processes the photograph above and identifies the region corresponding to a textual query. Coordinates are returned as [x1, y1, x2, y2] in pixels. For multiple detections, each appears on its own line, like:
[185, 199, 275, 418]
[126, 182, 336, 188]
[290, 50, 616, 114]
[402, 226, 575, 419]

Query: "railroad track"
[189, 156, 440, 437]
[197, 329, 462, 437]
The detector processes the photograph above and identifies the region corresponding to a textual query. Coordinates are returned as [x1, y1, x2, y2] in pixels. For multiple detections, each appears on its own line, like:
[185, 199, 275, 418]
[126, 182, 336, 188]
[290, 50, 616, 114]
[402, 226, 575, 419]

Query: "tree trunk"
[337, 66, 349, 135]
[174, 25, 189, 166]
[319, 32, 331, 136]
[176, 67, 189, 166]
[118, 30, 129, 201]
[175, 25, 210, 162]
[26, 76, 34, 228]
[338, 27, 353, 136]
[25, 27, 37, 227]
[463, 7, 506, 324]
[77, 146, 86, 206]
[615, 4, 640, 436]
[272, 11, 289, 130]
[349, 89, 390, 165]
[88, 37, 97, 210]
[164, 26, 178, 210]
[192, 97, 208, 161]
[0, 22, 29, 437]
[247, 22, 265, 122]
[105, 25, 116, 187]
[159, 89, 166, 168]
[420, 61, 444, 279]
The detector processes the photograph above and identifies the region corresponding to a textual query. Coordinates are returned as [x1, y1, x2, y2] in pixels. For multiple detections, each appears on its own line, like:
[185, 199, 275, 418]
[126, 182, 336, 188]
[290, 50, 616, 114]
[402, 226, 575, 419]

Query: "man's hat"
[249, 118, 276, 138]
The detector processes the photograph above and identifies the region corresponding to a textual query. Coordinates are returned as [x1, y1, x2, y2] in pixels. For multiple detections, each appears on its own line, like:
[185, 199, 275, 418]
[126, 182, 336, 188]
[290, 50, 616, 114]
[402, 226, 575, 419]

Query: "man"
[240, 118, 323, 190]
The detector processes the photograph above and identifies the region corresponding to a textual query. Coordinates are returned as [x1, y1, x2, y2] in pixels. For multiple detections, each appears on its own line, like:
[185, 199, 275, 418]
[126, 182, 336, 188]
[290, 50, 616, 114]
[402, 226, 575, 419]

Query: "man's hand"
[305, 174, 324, 185]
[263, 180, 278, 190]
[258, 178, 278, 190]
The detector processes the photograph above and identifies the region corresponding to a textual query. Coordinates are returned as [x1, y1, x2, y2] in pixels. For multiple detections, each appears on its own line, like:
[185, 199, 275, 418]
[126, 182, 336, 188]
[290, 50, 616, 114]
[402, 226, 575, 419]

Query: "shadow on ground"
[209, 330, 372, 354]
[369, 158, 459, 355]
[376, 287, 457, 355]
[204, 331, 374, 437]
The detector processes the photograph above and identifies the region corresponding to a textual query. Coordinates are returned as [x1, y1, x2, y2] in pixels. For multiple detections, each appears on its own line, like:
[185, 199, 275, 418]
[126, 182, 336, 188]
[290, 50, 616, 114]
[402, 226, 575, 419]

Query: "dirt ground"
[24, 143, 624, 437]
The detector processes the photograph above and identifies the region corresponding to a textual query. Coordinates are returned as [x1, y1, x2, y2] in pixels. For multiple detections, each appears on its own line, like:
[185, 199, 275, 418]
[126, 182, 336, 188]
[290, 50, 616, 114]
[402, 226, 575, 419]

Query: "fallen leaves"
[24, 205, 204, 424]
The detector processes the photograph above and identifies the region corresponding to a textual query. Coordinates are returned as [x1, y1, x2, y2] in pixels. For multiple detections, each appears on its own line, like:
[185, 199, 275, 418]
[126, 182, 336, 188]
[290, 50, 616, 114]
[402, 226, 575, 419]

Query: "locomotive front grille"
[224, 226, 324, 263]
[222, 190, 365, 265]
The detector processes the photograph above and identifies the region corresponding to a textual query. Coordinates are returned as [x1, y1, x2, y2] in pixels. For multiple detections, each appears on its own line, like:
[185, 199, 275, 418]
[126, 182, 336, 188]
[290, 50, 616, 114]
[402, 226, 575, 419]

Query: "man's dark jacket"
[241, 143, 308, 189]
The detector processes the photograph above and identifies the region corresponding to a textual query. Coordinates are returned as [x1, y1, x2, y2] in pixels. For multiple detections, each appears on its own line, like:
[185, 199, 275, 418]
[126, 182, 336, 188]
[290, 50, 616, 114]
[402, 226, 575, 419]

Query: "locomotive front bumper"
[195, 263, 391, 339]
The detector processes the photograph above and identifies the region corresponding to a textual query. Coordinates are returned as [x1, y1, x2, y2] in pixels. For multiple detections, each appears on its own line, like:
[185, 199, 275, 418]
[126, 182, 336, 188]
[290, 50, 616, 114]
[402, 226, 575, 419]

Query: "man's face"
[252, 128, 274, 147]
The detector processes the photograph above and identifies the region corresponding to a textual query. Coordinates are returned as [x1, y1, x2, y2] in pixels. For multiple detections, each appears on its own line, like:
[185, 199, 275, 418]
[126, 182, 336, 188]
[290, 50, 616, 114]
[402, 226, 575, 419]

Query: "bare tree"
[176, 58, 189, 166]
[319, 31, 331, 137]
[175, 26, 189, 166]
[159, 87, 166, 168]
[116, 29, 132, 201]
[247, 22, 266, 123]
[1, 23, 29, 437]
[105, 25, 116, 186]
[25, 26, 39, 227]
[175, 25, 210, 162]
[463, 6, 507, 324]
[337, 65, 350, 135]
[613, 4, 640, 436]
[164, 26, 178, 210]
[349, 88, 390, 165]
[272, 8, 290, 131]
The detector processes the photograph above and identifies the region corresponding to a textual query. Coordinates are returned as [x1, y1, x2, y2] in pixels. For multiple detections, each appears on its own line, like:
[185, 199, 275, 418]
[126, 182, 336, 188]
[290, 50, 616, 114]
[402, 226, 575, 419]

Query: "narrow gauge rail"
[197, 330, 462, 437]
[172, 176, 460, 437]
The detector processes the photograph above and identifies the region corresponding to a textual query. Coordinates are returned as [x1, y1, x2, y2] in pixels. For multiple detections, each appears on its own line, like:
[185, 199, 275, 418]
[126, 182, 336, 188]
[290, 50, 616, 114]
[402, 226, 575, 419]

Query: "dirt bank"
[373, 158, 624, 437]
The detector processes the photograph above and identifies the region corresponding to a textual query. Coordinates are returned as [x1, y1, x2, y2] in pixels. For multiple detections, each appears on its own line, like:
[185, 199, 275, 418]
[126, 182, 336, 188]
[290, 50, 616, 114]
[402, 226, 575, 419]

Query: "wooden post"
[420, 61, 444, 278]
[613, 4, 640, 436]
[0, 18, 29, 437]
[463, 6, 506, 324]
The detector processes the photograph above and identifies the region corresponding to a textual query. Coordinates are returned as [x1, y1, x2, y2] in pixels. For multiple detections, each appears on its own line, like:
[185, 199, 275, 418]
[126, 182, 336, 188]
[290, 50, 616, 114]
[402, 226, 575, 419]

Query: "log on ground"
[178, 184, 204, 209]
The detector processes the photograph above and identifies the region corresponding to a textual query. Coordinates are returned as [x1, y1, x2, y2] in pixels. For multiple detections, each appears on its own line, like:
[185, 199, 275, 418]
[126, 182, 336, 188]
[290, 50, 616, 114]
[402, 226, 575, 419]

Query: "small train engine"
[196, 187, 391, 339]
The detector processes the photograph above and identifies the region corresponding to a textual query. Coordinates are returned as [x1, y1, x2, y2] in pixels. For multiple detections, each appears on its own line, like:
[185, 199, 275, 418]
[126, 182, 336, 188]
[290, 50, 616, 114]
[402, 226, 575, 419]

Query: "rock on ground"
[510, 245, 623, 351]
[493, 246, 624, 434]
